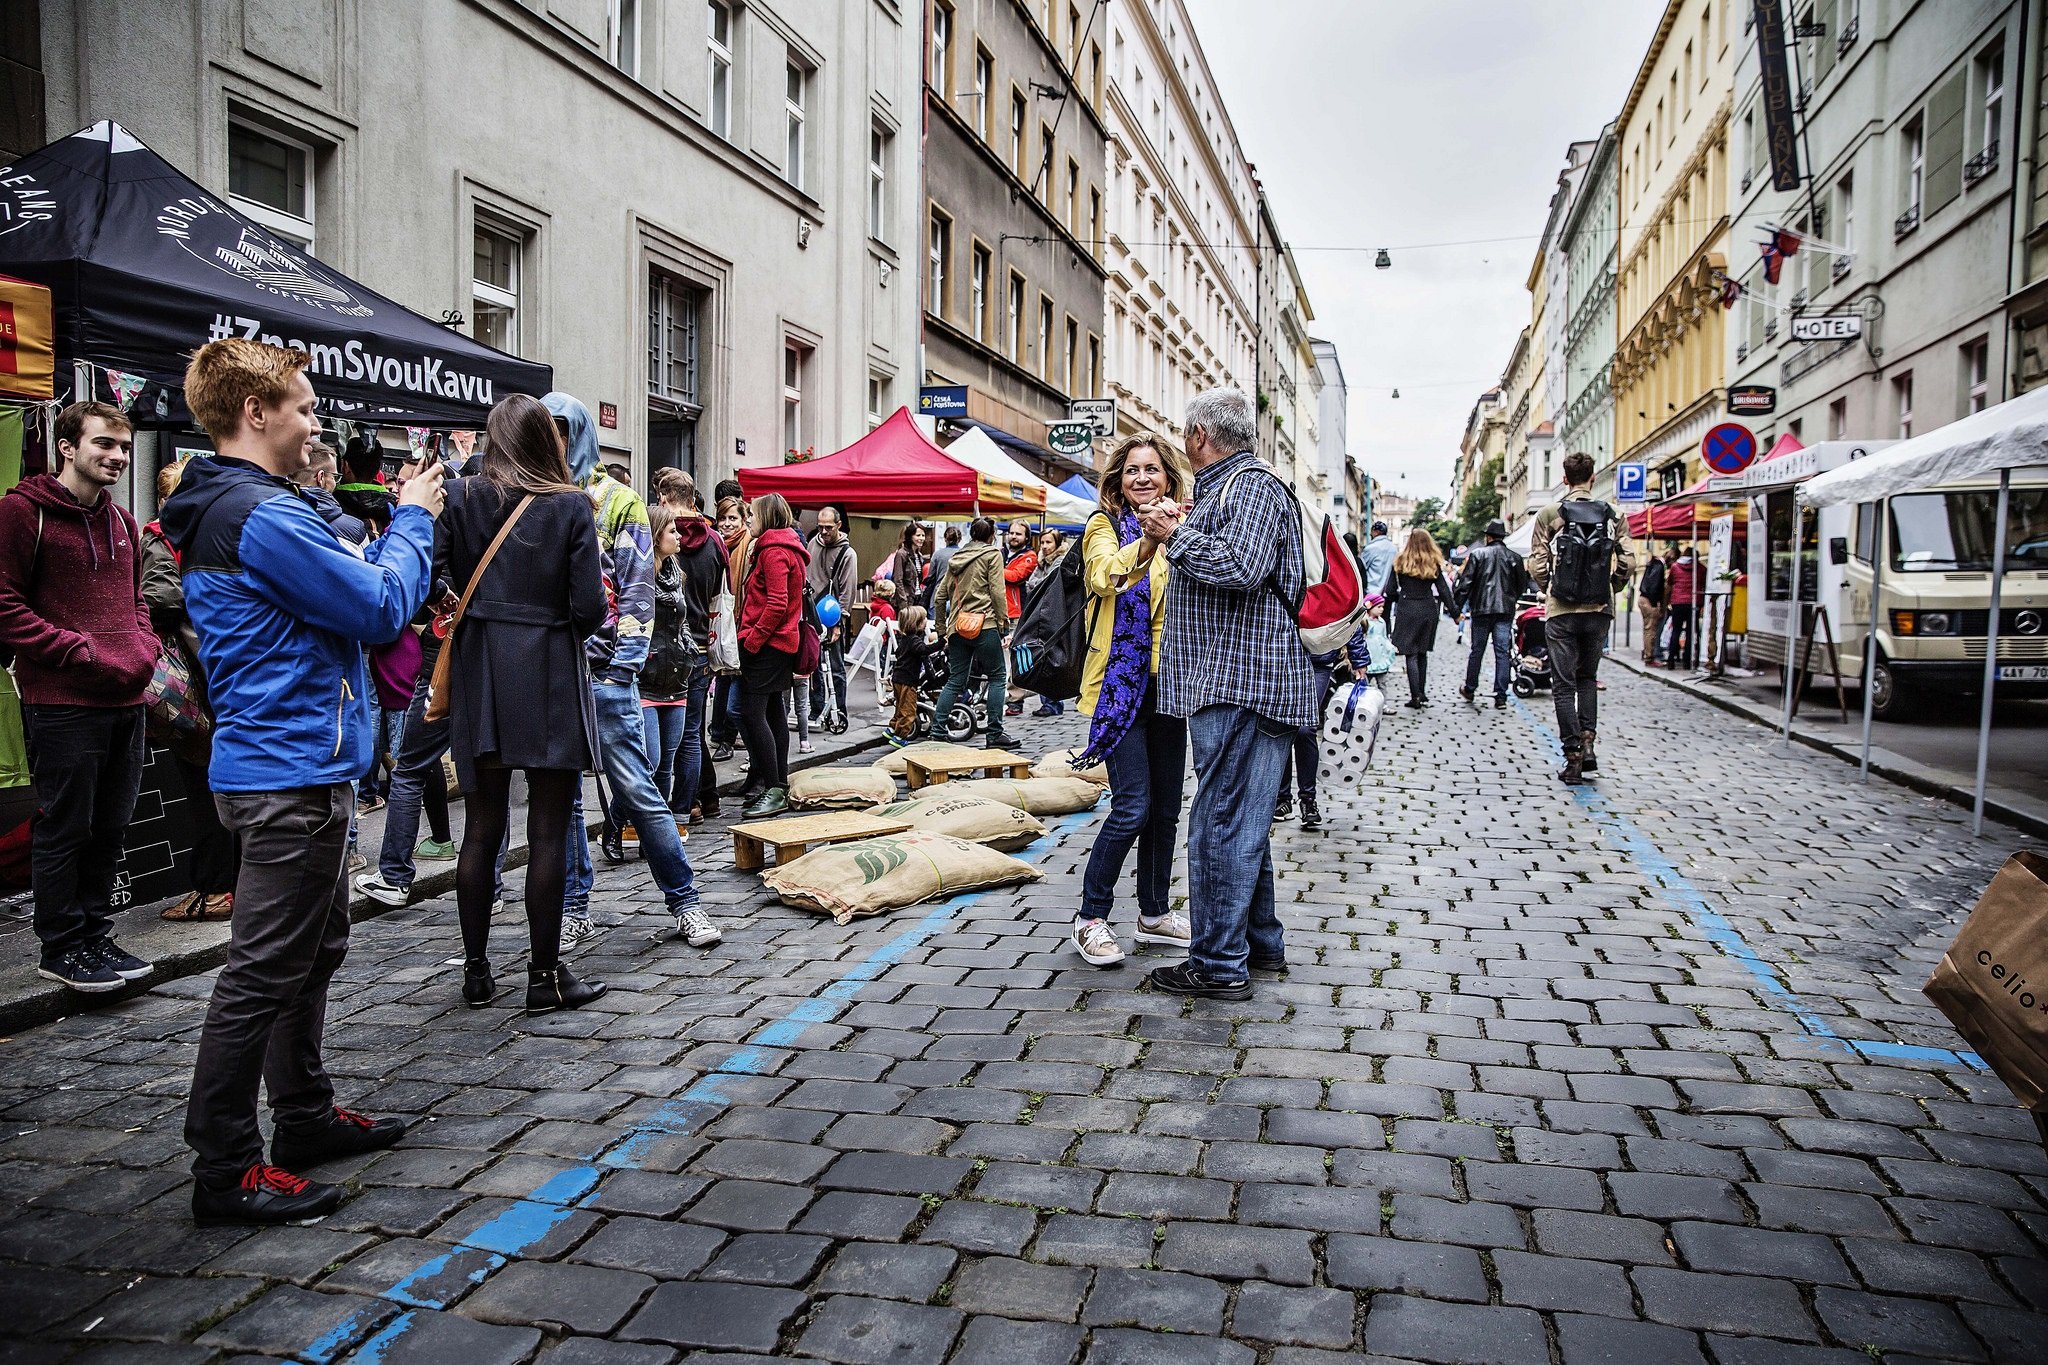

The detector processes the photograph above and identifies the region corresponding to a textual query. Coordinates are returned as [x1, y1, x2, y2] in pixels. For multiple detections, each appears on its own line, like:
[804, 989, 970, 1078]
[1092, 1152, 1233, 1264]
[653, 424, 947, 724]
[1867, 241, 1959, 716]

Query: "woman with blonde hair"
[1068, 435, 1194, 967]
[1387, 527, 1458, 708]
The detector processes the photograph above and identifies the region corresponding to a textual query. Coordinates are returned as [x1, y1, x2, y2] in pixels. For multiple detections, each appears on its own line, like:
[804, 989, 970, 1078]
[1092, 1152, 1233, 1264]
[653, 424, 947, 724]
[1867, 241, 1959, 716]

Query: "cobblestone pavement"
[3, 639, 2047, 1364]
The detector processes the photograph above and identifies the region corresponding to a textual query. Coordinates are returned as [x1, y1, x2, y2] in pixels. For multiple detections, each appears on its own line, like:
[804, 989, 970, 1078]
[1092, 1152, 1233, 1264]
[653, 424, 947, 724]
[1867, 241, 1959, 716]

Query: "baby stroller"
[914, 648, 986, 741]
[1510, 595, 1551, 698]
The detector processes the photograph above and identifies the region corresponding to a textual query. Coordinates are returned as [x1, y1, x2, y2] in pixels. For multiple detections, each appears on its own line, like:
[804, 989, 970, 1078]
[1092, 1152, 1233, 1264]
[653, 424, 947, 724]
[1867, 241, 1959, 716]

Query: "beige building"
[1613, 0, 1735, 499]
[1455, 385, 1508, 509]
[1499, 325, 1535, 523]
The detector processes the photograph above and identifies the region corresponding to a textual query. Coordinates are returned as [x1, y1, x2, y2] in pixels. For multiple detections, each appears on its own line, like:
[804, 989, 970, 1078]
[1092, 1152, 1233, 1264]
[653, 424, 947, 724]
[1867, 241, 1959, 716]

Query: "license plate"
[1998, 665, 2048, 681]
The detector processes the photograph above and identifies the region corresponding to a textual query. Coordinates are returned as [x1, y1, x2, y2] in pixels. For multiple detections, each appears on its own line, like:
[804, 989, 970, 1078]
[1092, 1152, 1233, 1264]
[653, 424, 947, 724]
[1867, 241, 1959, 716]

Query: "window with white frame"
[927, 208, 950, 318]
[1837, 171, 1855, 251]
[1037, 296, 1054, 378]
[1064, 317, 1078, 395]
[1979, 40, 2005, 155]
[648, 269, 703, 406]
[970, 243, 990, 341]
[931, 1, 954, 92]
[1828, 397, 1847, 440]
[870, 126, 891, 241]
[1965, 338, 1990, 414]
[471, 222, 522, 353]
[867, 371, 888, 430]
[1894, 371, 1914, 437]
[609, 0, 640, 78]
[1066, 159, 1080, 235]
[782, 341, 810, 454]
[1085, 333, 1099, 396]
[1904, 114, 1924, 215]
[784, 55, 808, 190]
[974, 47, 993, 141]
[228, 120, 316, 250]
[1007, 272, 1025, 361]
[1010, 91, 1027, 174]
[707, 2, 734, 138]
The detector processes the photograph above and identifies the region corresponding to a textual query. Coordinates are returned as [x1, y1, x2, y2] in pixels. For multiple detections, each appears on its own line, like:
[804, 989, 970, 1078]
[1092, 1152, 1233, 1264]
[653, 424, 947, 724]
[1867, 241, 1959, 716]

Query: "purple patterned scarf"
[1078, 511, 1154, 767]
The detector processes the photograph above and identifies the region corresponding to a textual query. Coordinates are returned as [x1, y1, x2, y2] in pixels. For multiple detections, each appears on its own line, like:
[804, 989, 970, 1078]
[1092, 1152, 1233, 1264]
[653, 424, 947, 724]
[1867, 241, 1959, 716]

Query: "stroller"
[1509, 593, 1551, 698]
[914, 647, 987, 741]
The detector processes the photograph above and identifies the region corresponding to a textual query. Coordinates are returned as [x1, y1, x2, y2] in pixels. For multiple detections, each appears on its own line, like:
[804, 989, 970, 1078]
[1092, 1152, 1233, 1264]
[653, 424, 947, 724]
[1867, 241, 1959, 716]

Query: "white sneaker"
[560, 915, 602, 952]
[799, 739, 815, 754]
[678, 905, 724, 948]
[1134, 910, 1191, 947]
[1072, 918, 1126, 967]
[352, 873, 408, 908]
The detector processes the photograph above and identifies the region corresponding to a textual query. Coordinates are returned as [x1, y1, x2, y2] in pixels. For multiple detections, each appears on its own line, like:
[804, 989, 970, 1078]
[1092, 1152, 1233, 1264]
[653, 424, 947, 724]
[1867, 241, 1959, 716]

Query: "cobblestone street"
[3, 640, 2046, 1364]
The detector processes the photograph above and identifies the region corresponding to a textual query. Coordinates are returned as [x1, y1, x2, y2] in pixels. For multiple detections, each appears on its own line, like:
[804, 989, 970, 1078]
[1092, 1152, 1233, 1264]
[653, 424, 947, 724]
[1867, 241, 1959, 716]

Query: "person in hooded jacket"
[640, 481, 728, 820]
[546, 394, 718, 951]
[333, 437, 395, 535]
[162, 339, 441, 1226]
[0, 401, 160, 993]
[737, 493, 808, 816]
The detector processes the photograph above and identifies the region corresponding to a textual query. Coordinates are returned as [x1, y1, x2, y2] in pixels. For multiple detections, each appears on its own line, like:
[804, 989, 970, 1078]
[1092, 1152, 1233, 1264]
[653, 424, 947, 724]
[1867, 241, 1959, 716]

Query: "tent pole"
[1781, 502, 1803, 751]
[1973, 469, 2012, 836]
[1859, 500, 1884, 781]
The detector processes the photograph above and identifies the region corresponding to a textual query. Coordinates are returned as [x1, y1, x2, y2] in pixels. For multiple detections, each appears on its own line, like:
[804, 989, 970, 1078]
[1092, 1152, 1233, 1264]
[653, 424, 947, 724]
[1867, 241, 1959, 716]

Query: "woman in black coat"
[1387, 528, 1459, 709]
[436, 394, 609, 1015]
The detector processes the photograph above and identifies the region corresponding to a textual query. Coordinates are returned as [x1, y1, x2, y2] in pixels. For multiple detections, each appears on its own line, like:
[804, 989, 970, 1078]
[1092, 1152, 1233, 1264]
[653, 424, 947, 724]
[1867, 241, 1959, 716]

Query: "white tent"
[1800, 388, 2048, 834]
[942, 427, 1098, 526]
[1504, 518, 1537, 556]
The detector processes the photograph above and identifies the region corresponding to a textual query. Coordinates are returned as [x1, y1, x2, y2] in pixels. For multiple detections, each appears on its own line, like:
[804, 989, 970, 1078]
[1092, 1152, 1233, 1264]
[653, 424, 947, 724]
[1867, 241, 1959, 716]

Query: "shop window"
[707, 2, 734, 139]
[228, 119, 316, 250]
[1766, 489, 1819, 602]
[471, 221, 523, 354]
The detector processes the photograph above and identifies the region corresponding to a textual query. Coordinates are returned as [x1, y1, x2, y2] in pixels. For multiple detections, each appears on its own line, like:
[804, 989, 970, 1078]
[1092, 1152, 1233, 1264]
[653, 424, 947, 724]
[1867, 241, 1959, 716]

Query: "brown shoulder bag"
[424, 495, 534, 723]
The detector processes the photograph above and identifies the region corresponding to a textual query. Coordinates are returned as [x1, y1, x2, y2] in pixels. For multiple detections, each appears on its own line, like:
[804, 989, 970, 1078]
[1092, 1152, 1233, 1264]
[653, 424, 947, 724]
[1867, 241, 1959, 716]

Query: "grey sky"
[1184, 0, 1665, 506]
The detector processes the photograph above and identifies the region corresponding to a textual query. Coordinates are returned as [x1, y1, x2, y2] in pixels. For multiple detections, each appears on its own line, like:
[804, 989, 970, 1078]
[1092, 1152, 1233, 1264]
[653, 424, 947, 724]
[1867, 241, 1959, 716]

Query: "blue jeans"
[933, 632, 1006, 736]
[378, 676, 439, 890]
[1079, 686, 1185, 922]
[1465, 612, 1514, 699]
[1185, 703, 1292, 981]
[643, 665, 709, 813]
[568, 677, 700, 918]
[360, 706, 406, 798]
[710, 675, 742, 745]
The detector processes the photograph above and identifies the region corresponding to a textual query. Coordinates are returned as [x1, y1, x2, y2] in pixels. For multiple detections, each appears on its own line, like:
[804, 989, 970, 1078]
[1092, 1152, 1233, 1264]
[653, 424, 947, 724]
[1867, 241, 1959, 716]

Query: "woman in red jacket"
[736, 493, 809, 816]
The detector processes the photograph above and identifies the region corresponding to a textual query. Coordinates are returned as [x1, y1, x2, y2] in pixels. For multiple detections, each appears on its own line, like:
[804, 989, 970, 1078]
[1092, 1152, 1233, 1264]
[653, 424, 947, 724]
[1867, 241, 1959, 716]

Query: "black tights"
[741, 685, 791, 792]
[423, 761, 452, 844]
[1405, 652, 1428, 700]
[458, 767, 578, 973]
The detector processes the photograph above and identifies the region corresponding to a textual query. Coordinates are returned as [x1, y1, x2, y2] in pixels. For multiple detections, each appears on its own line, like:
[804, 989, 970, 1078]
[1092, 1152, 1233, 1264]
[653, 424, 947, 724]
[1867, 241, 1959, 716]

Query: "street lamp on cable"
[1374, 249, 1392, 269]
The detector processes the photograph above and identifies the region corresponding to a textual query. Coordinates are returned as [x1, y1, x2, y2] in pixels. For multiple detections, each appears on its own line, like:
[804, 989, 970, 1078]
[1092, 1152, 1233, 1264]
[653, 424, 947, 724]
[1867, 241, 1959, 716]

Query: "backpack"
[1220, 467, 1367, 655]
[1549, 499, 1618, 606]
[1010, 517, 1098, 701]
[1639, 554, 1667, 607]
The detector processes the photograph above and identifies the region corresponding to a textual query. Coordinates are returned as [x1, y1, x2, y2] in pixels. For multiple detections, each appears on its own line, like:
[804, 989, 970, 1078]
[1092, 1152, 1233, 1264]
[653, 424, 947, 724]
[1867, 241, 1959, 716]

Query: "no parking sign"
[1701, 422, 1758, 476]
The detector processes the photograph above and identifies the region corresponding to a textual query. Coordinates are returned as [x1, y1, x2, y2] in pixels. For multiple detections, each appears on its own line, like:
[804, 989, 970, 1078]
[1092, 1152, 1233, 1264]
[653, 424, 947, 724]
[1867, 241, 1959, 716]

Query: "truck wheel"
[1869, 656, 1915, 722]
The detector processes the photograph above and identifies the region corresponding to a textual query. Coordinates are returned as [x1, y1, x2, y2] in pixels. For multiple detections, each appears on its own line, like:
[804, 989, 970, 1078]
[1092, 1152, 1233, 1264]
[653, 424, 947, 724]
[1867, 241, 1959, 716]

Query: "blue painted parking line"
[1510, 695, 1984, 1070]
[288, 804, 1100, 1363]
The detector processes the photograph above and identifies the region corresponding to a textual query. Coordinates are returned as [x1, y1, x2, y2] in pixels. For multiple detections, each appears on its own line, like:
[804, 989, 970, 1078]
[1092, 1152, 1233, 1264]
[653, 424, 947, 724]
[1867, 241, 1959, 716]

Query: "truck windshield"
[1889, 489, 2048, 572]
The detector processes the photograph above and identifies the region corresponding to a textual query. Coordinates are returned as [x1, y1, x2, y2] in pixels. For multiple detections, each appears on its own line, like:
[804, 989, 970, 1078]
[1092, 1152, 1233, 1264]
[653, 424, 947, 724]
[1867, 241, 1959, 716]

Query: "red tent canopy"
[735, 407, 1046, 515]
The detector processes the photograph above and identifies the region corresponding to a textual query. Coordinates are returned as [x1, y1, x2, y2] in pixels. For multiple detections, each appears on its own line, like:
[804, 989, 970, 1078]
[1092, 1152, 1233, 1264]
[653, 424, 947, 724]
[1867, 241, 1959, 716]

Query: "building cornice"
[1617, 0, 1690, 135]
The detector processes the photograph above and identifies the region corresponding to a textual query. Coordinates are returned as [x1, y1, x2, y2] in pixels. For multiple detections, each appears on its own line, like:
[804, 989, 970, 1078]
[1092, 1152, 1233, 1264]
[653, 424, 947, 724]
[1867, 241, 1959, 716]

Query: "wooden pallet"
[902, 749, 1033, 791]
[730, 810, 914, 871]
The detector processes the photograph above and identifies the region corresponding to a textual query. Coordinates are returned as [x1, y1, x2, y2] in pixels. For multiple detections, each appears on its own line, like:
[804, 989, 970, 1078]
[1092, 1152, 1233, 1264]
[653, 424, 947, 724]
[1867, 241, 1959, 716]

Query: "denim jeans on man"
[1545, 612, 1608, 753]
[1464, 612, 1514, 700]
[1185, 704, 1292, 980]
[1079, 687, 1186, 922]
[567, 677, 699, 918]
[23, 703, 147, 961]
[644, 663, 709, 813]
[932, 631, 1006, 737]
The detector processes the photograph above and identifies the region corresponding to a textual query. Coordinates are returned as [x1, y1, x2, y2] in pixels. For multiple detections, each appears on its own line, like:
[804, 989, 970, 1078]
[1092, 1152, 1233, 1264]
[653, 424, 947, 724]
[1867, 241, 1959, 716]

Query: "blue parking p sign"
[1615, 462, 1647, 503]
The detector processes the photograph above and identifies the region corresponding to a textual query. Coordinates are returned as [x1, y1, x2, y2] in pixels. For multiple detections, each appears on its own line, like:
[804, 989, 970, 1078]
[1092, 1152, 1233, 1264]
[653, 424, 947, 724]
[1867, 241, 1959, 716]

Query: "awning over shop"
[0, 122, 552, 425]
[1627, 496, 1748, 539]
[736, 406, 1046, 515]
[942, 427, 1096, 526]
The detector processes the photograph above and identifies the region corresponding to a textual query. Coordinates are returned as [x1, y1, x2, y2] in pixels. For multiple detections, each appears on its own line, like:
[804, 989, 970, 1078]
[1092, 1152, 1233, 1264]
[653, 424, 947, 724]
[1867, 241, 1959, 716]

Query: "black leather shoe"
[1144, 961, 1252, 1001]
[527, 963, 608, 1014]
[271, 1106, 407, 1171]
[463, 957, 498, 1008]
[193, 1164, 345, 1226]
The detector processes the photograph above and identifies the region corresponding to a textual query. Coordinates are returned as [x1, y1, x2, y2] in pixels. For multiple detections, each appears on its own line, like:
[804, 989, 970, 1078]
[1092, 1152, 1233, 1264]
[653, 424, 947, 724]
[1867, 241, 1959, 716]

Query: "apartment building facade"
[1561, 124, 1620, 482]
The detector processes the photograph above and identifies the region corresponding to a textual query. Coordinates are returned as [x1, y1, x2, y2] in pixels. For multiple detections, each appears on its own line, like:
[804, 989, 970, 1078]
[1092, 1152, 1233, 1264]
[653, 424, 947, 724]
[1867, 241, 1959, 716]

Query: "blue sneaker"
[885, 731, 910, 748]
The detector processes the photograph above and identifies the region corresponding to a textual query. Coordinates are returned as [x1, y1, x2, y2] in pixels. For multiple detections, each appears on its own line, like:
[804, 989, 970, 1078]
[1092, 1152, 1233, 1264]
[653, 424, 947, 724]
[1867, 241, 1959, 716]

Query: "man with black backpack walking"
[1528, 451, 1635, 786]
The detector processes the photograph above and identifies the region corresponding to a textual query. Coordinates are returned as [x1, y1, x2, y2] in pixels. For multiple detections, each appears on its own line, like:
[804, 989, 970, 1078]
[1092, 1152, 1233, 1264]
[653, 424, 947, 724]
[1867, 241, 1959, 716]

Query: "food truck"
[1710, 440, 2048, 719]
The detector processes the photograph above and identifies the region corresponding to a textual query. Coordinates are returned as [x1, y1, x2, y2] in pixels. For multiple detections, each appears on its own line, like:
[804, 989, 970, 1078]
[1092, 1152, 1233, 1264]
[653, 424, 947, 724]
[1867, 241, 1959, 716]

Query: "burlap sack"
[942, 775, 1104, 815]
[1033, 747, 1110, 786]
[870, 793, 1047, 852]
[870, 740, 987, 777]
[789, 766, 899, 809]
[1925, 851, 2048, 1112]
[764, 829, 1042, 923]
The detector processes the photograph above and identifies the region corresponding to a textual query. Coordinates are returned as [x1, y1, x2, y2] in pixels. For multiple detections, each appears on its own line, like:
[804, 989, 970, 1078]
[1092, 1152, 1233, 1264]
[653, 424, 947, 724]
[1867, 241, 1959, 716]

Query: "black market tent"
[0, 122, 549, 426]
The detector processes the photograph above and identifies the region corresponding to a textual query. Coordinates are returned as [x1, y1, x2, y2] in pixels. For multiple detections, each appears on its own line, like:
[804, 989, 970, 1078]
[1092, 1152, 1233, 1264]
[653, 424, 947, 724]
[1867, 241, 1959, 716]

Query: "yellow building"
[1612, 0, 1735, 498]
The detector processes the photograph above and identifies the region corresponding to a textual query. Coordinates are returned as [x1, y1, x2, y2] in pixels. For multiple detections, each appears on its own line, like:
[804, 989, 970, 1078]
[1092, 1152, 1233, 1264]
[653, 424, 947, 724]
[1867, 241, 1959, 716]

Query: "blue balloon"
[817, 594, 843, 627]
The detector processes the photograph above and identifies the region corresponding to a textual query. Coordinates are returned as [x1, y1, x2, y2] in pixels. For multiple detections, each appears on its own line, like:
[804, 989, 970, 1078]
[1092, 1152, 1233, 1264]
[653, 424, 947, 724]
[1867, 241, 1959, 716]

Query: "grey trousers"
[184, 784, 354, 1186]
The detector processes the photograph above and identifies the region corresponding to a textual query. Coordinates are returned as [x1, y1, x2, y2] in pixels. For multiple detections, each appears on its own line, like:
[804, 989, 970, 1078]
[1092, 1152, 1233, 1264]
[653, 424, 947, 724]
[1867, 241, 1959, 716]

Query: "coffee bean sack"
[939, 775, 1104, 815]
[869, 740, 987, 777]
[869, 793, 1047, 852]
[762, 829, 1043, 923]
[788, 766, 900, 809]
[1032, 747, 1110, 785]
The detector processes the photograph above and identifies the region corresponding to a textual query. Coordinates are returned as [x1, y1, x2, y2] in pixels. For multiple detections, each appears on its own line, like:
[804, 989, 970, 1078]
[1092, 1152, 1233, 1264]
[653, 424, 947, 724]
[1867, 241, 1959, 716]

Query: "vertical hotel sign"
[1754, 0, 1804, 192]
[0, 274, 54, 400]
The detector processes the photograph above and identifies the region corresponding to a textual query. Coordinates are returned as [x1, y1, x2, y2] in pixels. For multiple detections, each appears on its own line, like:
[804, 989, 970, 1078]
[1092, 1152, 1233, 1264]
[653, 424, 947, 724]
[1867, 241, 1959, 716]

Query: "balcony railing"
[1895, 205, 1920, 239]
[1832, 254, 1853, 282]
[1837, 15, 1860, 55]
[1790, 288, 1808, 310]
[1741, 171, 1754, 193]
[1966, 140, 2000, 184]
[1736, 341, 1749, 361]
[1763, 317, 1778, 339]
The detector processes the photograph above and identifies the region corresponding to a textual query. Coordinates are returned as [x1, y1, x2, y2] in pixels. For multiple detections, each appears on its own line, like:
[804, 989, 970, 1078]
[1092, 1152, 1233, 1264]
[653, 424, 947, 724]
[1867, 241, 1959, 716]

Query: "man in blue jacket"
[162, 340, 442, 1225]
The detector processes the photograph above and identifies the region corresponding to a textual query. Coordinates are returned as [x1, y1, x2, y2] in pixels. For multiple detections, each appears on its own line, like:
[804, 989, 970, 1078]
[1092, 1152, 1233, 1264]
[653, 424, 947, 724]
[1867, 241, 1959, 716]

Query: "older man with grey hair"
[1134, 386, 1315, 1001]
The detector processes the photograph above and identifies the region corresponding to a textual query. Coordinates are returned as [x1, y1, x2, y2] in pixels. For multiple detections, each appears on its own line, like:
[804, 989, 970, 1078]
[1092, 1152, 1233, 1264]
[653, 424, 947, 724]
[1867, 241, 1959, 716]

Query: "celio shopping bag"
[1925, 852, 2048, 1119]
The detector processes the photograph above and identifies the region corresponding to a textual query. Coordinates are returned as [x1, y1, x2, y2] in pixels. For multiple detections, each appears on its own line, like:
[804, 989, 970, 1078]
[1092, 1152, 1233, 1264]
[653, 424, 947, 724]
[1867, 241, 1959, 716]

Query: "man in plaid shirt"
[1138, 387, 1314, 1001]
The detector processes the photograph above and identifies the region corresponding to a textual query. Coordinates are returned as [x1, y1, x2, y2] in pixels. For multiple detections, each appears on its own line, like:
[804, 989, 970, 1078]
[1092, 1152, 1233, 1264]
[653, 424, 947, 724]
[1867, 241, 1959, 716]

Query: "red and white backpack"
[1219, 466, 1369, 656]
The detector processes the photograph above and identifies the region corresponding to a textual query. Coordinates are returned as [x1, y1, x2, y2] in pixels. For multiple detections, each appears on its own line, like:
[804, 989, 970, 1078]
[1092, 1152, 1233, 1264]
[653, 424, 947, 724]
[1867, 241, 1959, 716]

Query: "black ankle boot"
[526, 962, 608, 1014]
[462, 957, 497, 1008]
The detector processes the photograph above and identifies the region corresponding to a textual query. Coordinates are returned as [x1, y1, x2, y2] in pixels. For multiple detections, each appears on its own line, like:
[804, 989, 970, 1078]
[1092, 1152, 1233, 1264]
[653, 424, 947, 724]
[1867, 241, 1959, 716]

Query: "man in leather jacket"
[1455, 519, 1526, 708]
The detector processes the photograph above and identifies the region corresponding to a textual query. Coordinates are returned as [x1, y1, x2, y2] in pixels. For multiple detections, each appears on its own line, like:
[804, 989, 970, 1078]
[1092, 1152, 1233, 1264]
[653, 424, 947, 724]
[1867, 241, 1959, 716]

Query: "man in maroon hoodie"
[0, 401, 161, 993]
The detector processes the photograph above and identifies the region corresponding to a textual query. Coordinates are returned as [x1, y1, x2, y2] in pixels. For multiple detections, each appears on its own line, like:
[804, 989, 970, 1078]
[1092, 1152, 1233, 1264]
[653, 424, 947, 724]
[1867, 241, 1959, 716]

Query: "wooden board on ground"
[903, 749, 1033, 791]
[731, 811, 914, 871]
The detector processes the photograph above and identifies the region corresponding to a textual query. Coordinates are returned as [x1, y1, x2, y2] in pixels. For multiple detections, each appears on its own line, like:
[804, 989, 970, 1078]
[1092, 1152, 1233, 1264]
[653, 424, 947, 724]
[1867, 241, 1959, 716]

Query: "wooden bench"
[730, 810, 915, 871]
[902, 749, 1033, 791]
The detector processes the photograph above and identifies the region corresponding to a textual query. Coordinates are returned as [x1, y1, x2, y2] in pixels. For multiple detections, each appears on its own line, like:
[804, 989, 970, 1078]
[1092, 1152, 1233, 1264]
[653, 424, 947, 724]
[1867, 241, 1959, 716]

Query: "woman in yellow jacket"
[1071, 435, 1194, 968]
